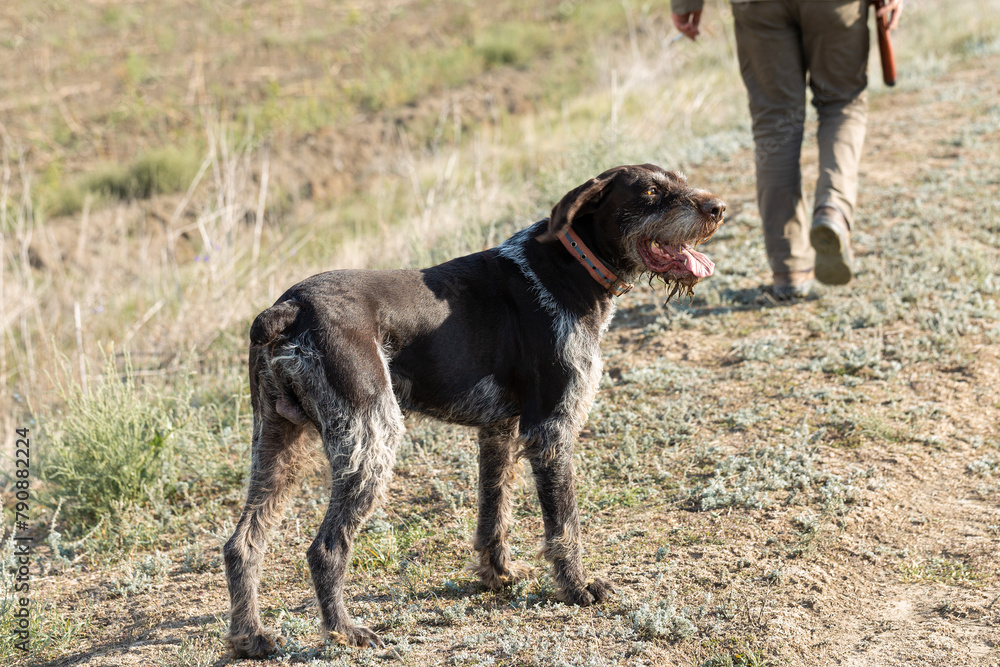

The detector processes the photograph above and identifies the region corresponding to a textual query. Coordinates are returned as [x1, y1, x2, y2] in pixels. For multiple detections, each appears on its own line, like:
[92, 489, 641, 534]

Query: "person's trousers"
[732, 0, 869, 274]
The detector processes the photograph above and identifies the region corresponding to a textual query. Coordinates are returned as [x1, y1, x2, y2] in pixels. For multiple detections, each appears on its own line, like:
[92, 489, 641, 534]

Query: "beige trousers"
[733, 0, 870, 274]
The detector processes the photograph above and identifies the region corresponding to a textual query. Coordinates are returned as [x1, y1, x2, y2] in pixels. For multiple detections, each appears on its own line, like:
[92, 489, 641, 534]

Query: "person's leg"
[733, 0, 814, 279]
[799, 0, 869, 285]
[802, 0, 870, 228]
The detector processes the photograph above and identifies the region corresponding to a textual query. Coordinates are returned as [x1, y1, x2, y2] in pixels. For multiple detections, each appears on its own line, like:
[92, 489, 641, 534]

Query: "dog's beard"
[647, 272, 699, 302]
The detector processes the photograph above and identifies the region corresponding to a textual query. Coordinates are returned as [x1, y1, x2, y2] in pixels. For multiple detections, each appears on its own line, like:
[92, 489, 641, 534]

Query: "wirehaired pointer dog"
[223, 164, 725, 656]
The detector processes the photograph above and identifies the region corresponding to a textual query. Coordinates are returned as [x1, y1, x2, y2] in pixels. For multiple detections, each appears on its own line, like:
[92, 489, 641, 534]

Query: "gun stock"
[872, 0, 897, 86]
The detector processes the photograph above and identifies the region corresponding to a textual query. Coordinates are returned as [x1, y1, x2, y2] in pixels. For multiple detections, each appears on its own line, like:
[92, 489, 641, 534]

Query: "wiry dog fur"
[223, 164, 725, 656]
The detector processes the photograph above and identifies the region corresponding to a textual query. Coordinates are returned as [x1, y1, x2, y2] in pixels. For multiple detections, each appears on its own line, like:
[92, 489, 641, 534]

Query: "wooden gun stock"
[871, 0, 897, 86]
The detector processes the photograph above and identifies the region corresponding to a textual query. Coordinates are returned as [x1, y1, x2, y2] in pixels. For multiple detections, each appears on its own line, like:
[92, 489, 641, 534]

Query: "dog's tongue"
[674, 245, 714, 278]
[642, 241, 715, 278]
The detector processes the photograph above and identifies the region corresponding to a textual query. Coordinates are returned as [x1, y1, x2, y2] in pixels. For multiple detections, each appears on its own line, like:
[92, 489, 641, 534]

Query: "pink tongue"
[677, 245, 714, 278]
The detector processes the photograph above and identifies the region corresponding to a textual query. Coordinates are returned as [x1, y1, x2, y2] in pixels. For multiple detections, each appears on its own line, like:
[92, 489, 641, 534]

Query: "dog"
[223, 164, 725, 656]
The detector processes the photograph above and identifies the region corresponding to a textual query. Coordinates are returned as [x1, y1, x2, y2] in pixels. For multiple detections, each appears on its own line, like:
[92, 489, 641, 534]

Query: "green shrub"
[39, 146, 202, 217]
[83, 146, 200, 201]
[43, 182, 88, 218]
[39, 360, 178, 529]
[476, 23, 551, 69]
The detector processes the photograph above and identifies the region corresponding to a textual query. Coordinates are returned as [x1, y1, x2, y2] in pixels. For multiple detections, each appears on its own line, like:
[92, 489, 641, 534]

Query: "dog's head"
[538, 164, 725, 294]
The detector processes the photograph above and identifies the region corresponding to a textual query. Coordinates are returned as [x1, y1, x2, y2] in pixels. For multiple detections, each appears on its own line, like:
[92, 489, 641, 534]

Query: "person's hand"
[671, 10, 703, 41]
[876, 0, 903, 31]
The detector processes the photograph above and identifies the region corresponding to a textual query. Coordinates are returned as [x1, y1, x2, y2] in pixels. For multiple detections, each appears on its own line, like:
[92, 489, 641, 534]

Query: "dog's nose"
[701, 198, 726, 221]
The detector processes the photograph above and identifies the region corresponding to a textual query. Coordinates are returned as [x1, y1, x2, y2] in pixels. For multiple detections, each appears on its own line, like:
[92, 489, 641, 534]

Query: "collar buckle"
[609, 279, 633, 297]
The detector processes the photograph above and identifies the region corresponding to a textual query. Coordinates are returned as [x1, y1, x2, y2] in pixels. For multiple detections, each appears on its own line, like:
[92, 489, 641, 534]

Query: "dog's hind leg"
[472, 417, 532, 589]
[224, 355, 311, 658]
[308, 385, 403, 647]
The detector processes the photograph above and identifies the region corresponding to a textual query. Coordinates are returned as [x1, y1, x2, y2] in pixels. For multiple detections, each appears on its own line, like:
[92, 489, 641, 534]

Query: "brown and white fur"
[223, 164, 725, 657]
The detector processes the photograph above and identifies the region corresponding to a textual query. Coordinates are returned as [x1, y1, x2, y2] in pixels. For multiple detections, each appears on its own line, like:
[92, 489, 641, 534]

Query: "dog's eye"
[645, 188, 657, 197]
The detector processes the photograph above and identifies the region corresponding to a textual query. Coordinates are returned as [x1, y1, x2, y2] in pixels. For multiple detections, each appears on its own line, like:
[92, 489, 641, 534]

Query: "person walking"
[671, 0, 903, 299]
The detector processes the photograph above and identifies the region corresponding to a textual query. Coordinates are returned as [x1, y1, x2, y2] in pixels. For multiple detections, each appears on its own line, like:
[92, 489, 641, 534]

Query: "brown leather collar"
[558, 228, 633, 297]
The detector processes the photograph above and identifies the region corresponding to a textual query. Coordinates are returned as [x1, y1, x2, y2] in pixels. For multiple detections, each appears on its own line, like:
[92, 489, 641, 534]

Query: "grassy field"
[2, 0, 1000, 665]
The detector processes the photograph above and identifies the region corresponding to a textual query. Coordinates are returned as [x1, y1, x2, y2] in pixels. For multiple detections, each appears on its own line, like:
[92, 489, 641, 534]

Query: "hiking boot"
[810, 206, 853, 286]
[772, 269, 814, 300]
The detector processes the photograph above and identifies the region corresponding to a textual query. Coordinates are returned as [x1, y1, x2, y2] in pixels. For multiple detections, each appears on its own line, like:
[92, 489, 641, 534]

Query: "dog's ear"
[536, 169, 623, 243]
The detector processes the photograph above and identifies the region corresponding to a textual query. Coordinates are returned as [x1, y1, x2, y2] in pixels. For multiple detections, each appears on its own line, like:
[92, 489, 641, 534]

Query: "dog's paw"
[470, 560, 535, 591]
[585, 577, 615, 603]
[508, 560, 535, 584]
[560, 578, 615, 606]
[226, 629, 285, 658]
[329, 624, 383, 648]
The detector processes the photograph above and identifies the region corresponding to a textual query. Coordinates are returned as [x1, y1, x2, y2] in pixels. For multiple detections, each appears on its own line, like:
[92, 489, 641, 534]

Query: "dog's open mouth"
[638, 239, 715, 280]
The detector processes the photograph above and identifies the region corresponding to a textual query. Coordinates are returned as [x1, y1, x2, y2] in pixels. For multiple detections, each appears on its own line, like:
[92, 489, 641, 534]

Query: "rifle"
[871, 0, 897, 86]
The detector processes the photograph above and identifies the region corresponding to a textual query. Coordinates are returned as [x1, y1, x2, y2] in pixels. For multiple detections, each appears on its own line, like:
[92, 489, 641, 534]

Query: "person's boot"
[772, 269, 814, 300]
[810, 205, 853, 285]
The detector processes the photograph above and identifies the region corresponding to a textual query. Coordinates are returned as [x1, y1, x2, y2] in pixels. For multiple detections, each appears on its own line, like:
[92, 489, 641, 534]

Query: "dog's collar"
[558, 228, 633, 297]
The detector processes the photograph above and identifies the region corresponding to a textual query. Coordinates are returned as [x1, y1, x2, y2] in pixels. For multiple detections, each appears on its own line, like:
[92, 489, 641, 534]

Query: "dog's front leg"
[473, 417, 532, 589]
[526, 423, 614, 606]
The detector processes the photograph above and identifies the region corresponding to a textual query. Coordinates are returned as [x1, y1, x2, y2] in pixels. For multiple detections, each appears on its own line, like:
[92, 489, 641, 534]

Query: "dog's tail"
[249, 299, 312, 426]
[249, 298, 301, 347]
